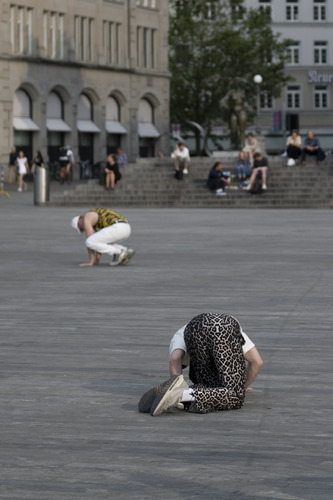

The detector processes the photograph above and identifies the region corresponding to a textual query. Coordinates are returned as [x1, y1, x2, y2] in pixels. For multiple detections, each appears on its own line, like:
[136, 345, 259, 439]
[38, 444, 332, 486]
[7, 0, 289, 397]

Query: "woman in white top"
[16, 151, 30, 192]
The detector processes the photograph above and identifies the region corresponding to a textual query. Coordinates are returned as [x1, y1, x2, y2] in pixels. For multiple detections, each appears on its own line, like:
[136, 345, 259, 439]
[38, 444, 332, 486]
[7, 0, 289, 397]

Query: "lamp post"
[253, 74, 263, 134]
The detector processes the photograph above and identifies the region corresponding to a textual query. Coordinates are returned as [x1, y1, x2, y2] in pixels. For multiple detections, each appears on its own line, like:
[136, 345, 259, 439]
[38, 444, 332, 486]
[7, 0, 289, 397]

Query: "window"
[50, 13, 56, 58]
[286, 86, 301, 109]
[314, 41, 327, 64]
[204, 2, 218, 20]
[43, 11, 65, 59]
[18, 7, 24, 54]
[26, 9, 32, 54]
[136, 27, 141, 66]
[314, 85, 328, 108]
[151, 29, 156, 69]
[74, 16, 94, 62]
[260, 93, 273, 109]
[104, 21, 121, 65]
[287, 42, 300, 64]
[137, 26, 156, 69]
[286, 0, 299, 21]
[59, 14, 64, 59]
[313, 0, 326, 21]
[259, 0, 272, 20]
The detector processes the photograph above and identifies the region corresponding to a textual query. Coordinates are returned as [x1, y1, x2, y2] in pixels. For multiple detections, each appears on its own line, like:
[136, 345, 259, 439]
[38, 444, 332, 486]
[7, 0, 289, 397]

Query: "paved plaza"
[0, 188, 332, 499]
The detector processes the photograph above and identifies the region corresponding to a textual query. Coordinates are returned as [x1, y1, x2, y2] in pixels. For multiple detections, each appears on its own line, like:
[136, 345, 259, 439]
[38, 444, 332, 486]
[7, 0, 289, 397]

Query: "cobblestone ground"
[0, 190, 332, 499]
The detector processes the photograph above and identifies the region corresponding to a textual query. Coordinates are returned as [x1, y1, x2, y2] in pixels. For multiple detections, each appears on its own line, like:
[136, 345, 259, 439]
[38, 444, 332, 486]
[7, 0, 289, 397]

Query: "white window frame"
[260, 92, 274, 110]
[313, 0, 326, 21]
[314, 85, 328, 109]
[259, 0, 272, 20]
[286, 86, 301, 109]
[286, 0, 299, 21]
[314, 41, 327, 64]
[287, 43, 300, 65]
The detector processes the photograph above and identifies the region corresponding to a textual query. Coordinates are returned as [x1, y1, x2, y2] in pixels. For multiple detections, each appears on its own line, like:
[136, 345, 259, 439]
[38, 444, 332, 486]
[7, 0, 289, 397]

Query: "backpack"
[251, 180, 262, 195]
[174, 169, 183, 180]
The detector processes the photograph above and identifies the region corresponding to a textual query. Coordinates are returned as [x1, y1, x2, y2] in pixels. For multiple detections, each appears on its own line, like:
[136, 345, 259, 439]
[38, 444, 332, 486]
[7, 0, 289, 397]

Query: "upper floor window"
[43, 11, 65, 59]
[136, 0, 157, 7]
[10, 5, 33, 55]
[103, 21, 120, 65]
[259, 0, 272, 20]
[260, 92, 273, 110]
[313, 0, 326, 21]
[314, 85, 328, 109]
[137, 26, 156, 69]
[314, 41, 327, 64]
[74, 16, 94, 62]
[286, 85, 301, 109]
[286, 0, 299, 21]
[204, 2, 218, 20]
[287, 42, 300, 65]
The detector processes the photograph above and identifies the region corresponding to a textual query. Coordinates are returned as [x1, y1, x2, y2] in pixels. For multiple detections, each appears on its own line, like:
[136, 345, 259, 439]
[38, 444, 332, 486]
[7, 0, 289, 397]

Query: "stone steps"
[50, 156, 333, 209]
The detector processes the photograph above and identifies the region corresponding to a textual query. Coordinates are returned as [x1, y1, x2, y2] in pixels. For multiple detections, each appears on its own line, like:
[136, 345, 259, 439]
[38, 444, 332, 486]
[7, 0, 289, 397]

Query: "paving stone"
[0, 193, 332, 499]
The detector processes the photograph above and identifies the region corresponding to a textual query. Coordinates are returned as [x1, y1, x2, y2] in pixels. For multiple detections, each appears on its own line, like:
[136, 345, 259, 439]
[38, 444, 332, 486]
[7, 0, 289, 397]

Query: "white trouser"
[85, 222, 131, 255]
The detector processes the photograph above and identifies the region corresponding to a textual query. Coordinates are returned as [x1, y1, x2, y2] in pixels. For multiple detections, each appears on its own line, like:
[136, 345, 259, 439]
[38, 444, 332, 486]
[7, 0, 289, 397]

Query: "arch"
[106, 96, 120, 121]
[138, 98, 154, 123]
[13, 89, 32, 118]
[47, 91, 63, 119]
[139, 92, 160, 109]
[49, 84, 71, 103]
[46, 91, 71, 132]
[109, 89, 127, 107]
[78, 93, 93, 120]
[79, 87, 100, 105]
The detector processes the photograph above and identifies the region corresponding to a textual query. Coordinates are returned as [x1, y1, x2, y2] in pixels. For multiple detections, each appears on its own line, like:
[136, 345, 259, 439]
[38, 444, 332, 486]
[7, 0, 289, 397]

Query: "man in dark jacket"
[301, 130, 325, 166]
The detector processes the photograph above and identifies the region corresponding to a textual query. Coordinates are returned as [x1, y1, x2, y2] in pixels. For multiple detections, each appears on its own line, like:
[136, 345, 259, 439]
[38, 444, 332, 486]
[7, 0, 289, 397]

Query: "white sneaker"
[244, 183, 252, 191]
[216, 188, 226, 196]
[151, 374, 189, 416]
[17, 187, 22, 192]
[119, 248, 135, 265]
[183, 168, 188, 174]
[109, 249, 126, 266]
[262, 184, 267, 190]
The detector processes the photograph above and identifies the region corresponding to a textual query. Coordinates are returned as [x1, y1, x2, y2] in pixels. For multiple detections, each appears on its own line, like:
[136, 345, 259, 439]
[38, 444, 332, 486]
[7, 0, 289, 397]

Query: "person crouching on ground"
[71, 208, 135, 267]
[138, 313, 263, 416]
[207, 161, 231, 196]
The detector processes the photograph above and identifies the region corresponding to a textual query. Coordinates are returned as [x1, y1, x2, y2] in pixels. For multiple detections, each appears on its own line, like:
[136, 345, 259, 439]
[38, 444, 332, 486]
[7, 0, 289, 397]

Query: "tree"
[169, 0, 292, 153]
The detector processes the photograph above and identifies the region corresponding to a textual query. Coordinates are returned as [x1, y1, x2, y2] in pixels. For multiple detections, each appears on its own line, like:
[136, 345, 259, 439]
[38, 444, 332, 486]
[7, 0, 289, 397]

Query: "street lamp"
[253, 74, 263, 134]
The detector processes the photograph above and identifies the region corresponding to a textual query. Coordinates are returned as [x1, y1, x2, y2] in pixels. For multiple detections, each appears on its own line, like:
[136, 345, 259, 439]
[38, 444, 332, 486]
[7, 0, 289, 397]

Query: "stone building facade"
[0, 0, 170, 174]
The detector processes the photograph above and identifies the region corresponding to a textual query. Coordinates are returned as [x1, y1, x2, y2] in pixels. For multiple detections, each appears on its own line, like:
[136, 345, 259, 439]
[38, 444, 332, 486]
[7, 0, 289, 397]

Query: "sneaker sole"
[119, 250, 136, 266]
[138, 375, 179, 413]
[150, 375, 184, 416]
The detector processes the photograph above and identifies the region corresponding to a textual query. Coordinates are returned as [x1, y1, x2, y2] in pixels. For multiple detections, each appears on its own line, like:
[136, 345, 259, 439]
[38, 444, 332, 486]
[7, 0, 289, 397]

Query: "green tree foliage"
[169, 0, 292, 152]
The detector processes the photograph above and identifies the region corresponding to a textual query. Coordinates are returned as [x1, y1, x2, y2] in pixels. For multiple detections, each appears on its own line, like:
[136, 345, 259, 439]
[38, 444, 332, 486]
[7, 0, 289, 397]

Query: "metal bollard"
[34, 166, 50, 205]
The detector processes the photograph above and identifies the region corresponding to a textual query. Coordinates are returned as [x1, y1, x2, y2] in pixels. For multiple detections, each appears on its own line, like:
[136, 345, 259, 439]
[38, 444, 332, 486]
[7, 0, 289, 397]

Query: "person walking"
[71, 207, 135, 267]
[16, 151, 30, 192]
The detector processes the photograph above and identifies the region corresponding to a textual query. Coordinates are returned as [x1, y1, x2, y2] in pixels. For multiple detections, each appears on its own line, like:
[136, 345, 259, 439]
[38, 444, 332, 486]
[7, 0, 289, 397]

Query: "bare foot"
[79, 262, 94, 267]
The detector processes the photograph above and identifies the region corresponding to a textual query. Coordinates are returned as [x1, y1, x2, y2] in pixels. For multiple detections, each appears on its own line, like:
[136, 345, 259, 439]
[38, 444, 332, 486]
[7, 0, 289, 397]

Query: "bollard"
[34, 166, 50, 205]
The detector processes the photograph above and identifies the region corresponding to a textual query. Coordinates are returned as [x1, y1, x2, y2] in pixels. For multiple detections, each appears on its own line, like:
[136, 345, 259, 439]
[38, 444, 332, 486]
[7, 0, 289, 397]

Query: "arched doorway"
[105, 96, 127, 155]
[46, 91, 71, 162]
[77, 93, 100, 162]
[13, 89, 39, 161]
[138, 98, 160, 157]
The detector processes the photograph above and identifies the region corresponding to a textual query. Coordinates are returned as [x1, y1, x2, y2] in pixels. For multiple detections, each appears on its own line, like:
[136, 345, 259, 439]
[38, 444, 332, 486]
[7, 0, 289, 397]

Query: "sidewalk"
[0, 199, 332, 499]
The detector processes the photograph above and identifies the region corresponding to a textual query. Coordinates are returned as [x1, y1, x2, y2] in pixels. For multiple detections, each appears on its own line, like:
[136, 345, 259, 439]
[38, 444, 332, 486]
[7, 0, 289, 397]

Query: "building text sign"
[308, 70, 333, 83]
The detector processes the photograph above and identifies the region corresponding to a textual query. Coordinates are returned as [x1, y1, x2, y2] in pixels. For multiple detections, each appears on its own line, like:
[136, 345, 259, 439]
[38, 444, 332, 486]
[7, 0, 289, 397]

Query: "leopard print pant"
[184, 313, 246, 414]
